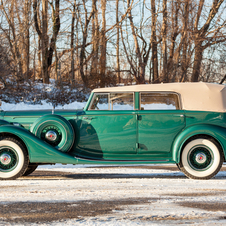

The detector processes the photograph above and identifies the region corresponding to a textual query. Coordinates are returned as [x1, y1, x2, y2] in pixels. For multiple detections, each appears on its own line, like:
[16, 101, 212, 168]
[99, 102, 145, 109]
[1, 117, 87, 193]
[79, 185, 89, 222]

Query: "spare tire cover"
[30, 114, 75, 152]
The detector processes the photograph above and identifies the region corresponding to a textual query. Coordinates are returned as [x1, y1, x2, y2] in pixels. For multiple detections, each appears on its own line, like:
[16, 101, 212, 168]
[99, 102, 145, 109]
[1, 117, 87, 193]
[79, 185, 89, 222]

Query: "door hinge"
[136, 115, 142, 120]
[136, 143, 140, 149]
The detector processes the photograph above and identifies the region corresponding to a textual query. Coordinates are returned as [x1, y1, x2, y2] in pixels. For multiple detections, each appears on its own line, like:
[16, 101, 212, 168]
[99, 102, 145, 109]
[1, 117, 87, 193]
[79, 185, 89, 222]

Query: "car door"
[77, 92, 137, 160]
[137, 92, 185, 159]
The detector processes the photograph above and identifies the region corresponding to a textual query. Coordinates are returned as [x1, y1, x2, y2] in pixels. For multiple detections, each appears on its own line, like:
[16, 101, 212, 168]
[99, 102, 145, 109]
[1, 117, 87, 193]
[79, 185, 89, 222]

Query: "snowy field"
[1, 164, 226, 226]
[1, 101, 226, 225]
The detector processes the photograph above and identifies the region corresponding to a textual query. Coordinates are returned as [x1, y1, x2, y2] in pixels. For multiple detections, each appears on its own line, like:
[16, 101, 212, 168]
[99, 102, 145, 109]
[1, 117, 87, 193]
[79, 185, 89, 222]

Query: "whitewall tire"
[0, 137, 28, 180]
[179, 138, 223, 179]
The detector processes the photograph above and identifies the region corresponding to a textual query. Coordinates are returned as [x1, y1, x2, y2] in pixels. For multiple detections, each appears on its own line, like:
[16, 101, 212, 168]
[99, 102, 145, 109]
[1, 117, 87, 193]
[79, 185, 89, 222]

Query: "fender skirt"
[0, 125, 78, 164]
[172, 124, 226, 163]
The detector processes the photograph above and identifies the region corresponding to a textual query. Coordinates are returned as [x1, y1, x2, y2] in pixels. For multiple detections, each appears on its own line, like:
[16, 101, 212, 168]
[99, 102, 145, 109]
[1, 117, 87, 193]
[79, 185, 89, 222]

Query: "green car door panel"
[137, 110, 185, 158]
[172, 124, 226, 163]
[76, 111, 137, 160]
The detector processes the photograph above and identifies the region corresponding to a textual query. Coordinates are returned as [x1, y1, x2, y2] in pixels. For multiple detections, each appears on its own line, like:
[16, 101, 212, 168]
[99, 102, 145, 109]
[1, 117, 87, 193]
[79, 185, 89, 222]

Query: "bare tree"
[161, 0, 167, 82]
[99, 0, 107, 87]
[123, 0, 151, 84]
[191, 0, 226, 82]
[90, 0, 99, 77]
[116, 0, 120, 83]
[78, 0, 94, 87]
[150, 0, 159, 83]
[166, 0, 179, 81]
[33, 0, 60, 84]
[0, 0, 33, 82]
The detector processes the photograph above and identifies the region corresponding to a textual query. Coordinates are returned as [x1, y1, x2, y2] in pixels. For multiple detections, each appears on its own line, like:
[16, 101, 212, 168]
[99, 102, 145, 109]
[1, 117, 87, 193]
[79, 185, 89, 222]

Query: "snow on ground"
[1, 165, 226, 226]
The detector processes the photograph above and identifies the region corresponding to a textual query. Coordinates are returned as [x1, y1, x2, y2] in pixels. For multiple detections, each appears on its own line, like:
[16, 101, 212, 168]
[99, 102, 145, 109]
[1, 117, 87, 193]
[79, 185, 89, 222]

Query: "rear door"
[137, 92, 185, 159]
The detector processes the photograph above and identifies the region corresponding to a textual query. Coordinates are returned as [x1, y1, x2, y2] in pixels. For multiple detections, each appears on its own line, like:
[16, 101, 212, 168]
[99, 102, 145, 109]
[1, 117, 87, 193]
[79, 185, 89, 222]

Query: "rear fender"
[172, 124, 226, 163]
[0, 125, 78, 164]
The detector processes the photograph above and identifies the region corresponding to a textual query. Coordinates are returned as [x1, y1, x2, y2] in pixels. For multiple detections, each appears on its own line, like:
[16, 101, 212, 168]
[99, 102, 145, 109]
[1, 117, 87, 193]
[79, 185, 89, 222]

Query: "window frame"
[139, 91, 182, 110]
[88, 92, 136, 111]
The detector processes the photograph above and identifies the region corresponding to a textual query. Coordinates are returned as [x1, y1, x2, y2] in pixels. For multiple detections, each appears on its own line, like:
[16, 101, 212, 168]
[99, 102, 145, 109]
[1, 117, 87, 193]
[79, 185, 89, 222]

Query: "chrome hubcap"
[195, 153, 207, 164]
[0, 154, 11, 165]
[45, 131, 57, 141]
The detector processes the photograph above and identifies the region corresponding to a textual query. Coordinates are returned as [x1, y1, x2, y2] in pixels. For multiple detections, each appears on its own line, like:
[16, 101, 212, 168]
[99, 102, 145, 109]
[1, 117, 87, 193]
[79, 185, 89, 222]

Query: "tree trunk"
[181, 0, 189, 82]
[100, 0, 106, 87]
[127, 0, 145, 84]
[161, 0, 167, 82]
[79, 0, 94, 87]
[71, 2, 76, 86]
[42, 0, 49, 83]
[48, 0, 60, 78]
[38, 36, 42, 79]
[167, 0, 178, 81]
[191, 40, 203, 82]
[116, 0, 120, 83]
[24, 0, 30, 81]
[91, 0, 99, 76]
[150, 0, 159, 83]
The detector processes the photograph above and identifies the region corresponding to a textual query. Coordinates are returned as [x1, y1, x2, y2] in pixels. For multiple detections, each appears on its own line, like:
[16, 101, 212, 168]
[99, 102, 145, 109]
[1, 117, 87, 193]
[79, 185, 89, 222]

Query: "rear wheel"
[179, 138, 223, 179]
[0, 137, 28, 180]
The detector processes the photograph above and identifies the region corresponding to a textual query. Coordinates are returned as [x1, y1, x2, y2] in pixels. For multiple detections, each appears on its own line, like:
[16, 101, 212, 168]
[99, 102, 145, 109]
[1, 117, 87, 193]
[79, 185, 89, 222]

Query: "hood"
[2, 109, 85, 118]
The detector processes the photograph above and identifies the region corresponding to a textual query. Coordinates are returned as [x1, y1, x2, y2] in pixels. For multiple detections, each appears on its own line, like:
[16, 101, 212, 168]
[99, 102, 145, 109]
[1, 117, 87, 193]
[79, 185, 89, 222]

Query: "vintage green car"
[0, 82, 226, 180]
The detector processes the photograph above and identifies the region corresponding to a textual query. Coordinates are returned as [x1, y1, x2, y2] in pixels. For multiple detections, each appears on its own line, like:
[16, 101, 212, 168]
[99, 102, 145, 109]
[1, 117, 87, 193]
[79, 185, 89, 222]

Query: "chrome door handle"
[83, 117, 96, 120]
[174, 115, 184, 117]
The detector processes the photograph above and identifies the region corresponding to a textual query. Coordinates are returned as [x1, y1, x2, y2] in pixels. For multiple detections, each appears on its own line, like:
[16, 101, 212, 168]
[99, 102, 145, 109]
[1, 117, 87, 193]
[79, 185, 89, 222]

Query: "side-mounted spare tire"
[30, 114, 75, 152]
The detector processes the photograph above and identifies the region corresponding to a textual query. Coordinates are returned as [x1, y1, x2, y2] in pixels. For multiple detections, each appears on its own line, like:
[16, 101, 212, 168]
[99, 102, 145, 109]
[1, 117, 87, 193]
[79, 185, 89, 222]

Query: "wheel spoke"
[188, 146, 213, 171]
[41, 125, 62, 146]
[0, 147, 18, 172]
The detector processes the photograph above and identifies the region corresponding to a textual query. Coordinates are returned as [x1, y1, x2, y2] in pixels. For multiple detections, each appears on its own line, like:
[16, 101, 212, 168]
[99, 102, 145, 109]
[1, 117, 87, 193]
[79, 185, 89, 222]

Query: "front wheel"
[0, 137, 29, 180]
[23, 164, 38, 176]
[178, 138, 223, 180]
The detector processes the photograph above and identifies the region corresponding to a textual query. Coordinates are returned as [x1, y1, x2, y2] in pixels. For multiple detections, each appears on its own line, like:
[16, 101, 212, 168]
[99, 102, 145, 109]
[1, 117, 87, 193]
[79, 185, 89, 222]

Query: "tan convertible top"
[93, 82, 226, 112]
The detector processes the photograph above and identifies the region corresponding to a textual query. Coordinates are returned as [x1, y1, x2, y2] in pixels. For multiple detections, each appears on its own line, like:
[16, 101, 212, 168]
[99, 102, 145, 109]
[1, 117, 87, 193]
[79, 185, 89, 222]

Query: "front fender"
[0, 125, 78, 164]
[172, 124, 226, 163]
[0, 119, 10, 126]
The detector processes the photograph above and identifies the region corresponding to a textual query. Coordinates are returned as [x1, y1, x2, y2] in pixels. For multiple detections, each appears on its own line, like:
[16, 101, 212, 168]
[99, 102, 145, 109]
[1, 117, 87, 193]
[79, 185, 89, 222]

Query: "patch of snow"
[1, 100, 86, 111]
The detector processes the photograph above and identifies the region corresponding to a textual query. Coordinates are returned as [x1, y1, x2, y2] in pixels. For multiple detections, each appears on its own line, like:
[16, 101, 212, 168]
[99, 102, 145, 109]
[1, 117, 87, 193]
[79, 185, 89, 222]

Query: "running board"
[75, 156, 173, 164]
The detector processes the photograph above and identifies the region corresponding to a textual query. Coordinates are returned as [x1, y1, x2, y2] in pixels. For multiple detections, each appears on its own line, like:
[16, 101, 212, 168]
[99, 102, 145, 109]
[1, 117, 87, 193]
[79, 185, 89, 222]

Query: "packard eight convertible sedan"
[1, 82, 226, 180]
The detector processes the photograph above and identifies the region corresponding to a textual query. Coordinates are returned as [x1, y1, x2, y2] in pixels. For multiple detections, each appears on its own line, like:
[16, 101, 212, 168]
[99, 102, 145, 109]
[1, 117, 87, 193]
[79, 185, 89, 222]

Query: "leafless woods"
[0, 0, 226, 88]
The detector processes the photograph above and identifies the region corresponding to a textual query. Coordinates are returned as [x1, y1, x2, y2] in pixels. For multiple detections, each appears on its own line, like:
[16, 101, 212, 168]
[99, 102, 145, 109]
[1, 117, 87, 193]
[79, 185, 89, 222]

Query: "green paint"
[0, 94, 226, 166]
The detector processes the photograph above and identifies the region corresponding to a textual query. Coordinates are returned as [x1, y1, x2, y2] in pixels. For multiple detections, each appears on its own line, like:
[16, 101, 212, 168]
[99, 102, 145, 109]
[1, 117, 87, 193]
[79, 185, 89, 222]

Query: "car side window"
[140, 92, 180, 110]
[89, 93, 109, 110]
[89, 92, 134, 110]
[110, 93, 134, 110]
